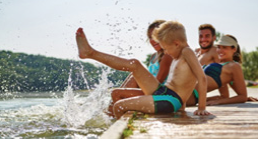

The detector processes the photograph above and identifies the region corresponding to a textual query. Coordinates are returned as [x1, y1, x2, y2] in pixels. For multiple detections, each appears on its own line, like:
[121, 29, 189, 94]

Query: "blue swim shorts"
[152, 84, 183, 113]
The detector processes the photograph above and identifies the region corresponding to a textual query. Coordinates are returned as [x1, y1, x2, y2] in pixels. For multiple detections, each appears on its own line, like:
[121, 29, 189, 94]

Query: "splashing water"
[63, 65, 113, 129]
[0, 64, 115, 139]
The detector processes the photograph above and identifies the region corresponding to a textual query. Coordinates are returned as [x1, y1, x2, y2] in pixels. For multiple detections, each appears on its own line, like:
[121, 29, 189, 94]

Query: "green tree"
[242, 47, 258, 81]
[215, 31, 223, 42]
[0, 50, 128, 92]
[143, 54, 152, 67]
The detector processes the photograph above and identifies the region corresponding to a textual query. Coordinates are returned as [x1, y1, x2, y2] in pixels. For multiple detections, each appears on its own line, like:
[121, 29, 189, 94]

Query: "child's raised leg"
[76, 28, 159, 94]
[113, 95, 155, 119]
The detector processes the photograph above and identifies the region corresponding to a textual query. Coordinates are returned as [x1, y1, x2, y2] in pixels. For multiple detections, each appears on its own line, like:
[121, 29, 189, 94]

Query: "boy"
[76, 21, 210, 119]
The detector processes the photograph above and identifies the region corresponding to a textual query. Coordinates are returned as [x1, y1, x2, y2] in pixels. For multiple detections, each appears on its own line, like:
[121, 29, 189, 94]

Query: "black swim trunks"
[152, 84, 183, 113]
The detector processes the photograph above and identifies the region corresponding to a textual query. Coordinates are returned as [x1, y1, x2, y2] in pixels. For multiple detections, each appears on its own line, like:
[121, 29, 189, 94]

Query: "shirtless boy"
[76, 21, 210, 119]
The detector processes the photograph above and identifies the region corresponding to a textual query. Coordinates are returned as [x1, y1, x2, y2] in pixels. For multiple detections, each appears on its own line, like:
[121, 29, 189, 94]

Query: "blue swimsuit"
[203, 62, 230, 88]
[148, 58, 160, 77]
[148, 55, 167, 84]
[193, 62, 231, 104]
[152, 84, 183, 113]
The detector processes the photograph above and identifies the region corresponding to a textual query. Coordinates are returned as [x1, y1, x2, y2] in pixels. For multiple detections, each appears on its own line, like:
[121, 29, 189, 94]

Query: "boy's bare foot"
[76, 28, 94, 59]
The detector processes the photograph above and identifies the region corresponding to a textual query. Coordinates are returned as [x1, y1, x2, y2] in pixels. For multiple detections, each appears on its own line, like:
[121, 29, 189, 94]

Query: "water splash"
[0, 65, 114, 139]
[63, 66, 113, 129]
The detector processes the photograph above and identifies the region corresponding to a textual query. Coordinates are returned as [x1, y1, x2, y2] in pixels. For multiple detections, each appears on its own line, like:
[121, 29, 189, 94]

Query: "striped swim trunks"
[152, 84, 183, 113]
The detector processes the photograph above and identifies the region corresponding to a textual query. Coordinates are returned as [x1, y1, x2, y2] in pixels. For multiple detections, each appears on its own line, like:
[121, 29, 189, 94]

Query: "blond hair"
[152, 21, 187, 45]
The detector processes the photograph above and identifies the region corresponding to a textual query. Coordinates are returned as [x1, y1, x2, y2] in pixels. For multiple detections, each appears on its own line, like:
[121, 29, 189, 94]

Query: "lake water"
[0, 72, 114, 139]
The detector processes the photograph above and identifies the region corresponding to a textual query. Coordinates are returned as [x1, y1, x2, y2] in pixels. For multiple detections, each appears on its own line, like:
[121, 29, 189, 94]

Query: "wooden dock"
[127, 102, 258, 139]
[100, 88, 258, 139]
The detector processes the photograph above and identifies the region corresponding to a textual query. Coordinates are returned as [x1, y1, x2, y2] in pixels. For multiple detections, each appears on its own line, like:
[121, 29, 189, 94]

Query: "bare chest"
[168, 58, 195, 84]
[198, 53, 214, 66]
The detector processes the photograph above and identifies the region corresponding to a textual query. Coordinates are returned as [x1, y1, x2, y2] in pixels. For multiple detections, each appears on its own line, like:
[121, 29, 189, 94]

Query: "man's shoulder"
[194, 48, 200, 53]
[208, 46, 217, 52]
[202, 46, 217, 55]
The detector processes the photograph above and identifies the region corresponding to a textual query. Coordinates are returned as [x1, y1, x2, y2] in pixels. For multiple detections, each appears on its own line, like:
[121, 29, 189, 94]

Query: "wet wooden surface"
[127, 102, 258, 139]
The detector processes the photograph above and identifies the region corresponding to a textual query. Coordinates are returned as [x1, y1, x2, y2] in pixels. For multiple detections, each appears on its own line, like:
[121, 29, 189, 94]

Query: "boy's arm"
[182, 48, 210, 115]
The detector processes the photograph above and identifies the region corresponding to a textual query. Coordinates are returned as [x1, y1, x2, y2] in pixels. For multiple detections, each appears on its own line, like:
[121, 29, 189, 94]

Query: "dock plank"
[127, 102, 258, 139]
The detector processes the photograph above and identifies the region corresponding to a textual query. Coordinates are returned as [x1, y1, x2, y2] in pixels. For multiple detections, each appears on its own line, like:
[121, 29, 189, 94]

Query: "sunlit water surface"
[0, 70, 114, 139]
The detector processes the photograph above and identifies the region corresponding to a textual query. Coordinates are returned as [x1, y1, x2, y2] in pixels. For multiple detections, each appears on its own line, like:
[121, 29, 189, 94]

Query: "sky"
[0, 0, 258, 64]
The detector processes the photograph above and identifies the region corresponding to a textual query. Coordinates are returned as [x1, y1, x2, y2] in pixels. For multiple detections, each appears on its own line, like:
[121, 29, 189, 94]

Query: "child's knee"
[129, 58, 142, 70]
[113, 101, 124, 113]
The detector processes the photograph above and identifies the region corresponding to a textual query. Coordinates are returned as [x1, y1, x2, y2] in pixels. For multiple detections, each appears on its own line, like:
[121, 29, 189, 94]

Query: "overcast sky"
[0, 0, 258, 64]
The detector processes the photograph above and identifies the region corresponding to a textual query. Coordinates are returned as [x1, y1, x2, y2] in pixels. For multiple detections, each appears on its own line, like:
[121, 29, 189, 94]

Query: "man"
[195, 25, 257, 103]
[195, 24, 219, 65]
[187, 24, 229, 106]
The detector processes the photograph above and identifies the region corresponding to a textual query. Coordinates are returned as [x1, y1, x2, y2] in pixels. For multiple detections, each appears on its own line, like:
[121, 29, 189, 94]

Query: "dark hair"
[147, 20, 166, 39]
[199, 24, 216, 36]
[147, 20, 166, 63]
[225, 34, 242, 63]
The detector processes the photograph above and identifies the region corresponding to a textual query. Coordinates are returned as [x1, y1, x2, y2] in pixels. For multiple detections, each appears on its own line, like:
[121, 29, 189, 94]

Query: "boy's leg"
[111, 88, 144, 103]
[76, 28, 159, 94]
[113, 95, 155, 119]
[107, 88, 144, 117]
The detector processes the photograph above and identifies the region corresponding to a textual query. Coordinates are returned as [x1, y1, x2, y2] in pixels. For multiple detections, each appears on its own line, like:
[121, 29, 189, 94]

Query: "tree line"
[0, 47, 257, 93]
[0, 50, 129, 93]
[242, 47, 258, 82]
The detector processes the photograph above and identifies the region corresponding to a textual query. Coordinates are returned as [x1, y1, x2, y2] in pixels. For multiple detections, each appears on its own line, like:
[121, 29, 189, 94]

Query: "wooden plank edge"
[100, 111, 134, 139]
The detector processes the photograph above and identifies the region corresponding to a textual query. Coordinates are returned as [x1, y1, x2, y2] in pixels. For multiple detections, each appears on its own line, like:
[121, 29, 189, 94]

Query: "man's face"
[199, 29, 215, 49]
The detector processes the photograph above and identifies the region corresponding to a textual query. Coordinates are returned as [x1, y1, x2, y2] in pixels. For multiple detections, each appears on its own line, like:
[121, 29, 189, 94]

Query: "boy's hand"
[194, 109, 210, 115]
